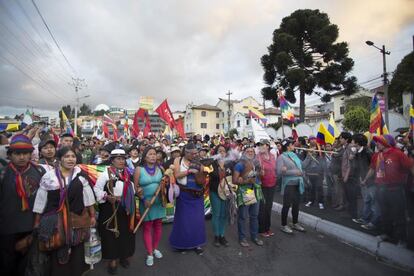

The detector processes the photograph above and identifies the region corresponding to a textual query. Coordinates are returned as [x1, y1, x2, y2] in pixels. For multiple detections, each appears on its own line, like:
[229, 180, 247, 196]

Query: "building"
[261, 107, 281, 125]
[216, 96, 263, 132]
[332, 87, 373, 121]
[184, 104, 222, 136]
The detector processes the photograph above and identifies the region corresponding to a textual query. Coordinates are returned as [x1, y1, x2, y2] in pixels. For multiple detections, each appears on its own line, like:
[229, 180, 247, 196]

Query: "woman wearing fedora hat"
[94, 149, 141, 275]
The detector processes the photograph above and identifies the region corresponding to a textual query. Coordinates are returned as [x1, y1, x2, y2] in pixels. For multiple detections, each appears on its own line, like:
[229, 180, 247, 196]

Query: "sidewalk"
[273, 192, 381, 236]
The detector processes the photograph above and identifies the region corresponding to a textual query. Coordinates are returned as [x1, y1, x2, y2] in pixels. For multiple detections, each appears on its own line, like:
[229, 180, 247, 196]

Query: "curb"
[272, 202, 414, 272]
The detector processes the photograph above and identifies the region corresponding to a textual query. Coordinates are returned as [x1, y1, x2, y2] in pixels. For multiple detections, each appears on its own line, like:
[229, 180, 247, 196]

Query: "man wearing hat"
[362, 134, 414, 245]
[59, 133, 74, 148]
[0, 134, 46, 276]
[38, 137, 57, 171]
[163, 146, 181, 170]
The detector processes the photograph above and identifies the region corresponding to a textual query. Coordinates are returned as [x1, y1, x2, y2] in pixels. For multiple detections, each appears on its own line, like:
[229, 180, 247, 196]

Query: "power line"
[358, 76, 382, 85]
[15, 0, 73, 78]
[0, 54, 69, 102]
[31, 0, 77, 76]
[0, 6, 69, 84]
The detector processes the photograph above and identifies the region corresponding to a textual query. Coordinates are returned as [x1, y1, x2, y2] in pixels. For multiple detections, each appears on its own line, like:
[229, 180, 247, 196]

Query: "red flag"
[175, 118, 186, 138]
[112, 123, 119, 141]
[102, 122, 109, 138]
[155, 99, 176, 129]
[131, 111, 140, 138]
[143, 118, 151, 137]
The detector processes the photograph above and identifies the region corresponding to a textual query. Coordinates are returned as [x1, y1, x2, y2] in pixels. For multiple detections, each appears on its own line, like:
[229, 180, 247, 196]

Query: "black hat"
[38, 138, 57, 151]
[60, 133, 73, 138]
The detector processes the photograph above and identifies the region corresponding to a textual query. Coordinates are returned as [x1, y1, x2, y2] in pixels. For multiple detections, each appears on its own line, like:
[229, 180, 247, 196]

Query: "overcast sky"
[0, 0, 413, 118]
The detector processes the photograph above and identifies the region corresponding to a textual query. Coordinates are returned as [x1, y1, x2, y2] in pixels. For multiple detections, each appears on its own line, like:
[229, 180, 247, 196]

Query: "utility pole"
[381, 44, 390, 127]
[226, 90, 232, 134]
[69, 78, 88, 136]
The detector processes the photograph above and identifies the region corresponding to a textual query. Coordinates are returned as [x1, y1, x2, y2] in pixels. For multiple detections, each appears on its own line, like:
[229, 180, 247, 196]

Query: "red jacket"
[257, 152, 277, 188]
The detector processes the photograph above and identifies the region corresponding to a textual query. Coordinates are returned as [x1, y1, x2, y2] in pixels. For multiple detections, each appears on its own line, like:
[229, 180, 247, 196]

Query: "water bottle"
[84, 228, 102, 270]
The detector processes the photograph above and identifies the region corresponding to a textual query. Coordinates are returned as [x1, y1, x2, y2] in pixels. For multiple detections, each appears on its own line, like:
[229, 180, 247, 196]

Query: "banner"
[251, 117, 270, 143]
[155, 99, 176, 129]
[175, 118, 186, 138]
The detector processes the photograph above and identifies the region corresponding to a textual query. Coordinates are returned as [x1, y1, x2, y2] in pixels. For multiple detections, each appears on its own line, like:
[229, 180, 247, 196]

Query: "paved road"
[87, 212, 411, 276]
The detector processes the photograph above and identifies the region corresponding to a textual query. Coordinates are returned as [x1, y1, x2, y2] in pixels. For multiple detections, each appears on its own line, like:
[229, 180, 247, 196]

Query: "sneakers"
[213, 236, 221, 247]
[153, 249, 163, 259]
[361, 222, 375, 230]
[319, 203, 325, 210]
[219, 236, 229, 247]
[267, 230, 275, 236]
[260, 232, 270, 238]
[239, 239, 250, 247]
[280, 225, 293, 234]
[291, 223, 306, 232]
[252, 238, 264, 246]
[146, 255, 154, 267]
[194, 247, 204, 255]
[352, 218, 365, 224]
[305, 201, 313, 207]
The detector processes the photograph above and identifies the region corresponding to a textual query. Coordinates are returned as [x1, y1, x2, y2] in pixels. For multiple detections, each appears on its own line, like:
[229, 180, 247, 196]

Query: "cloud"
[0, 0, 413, 118]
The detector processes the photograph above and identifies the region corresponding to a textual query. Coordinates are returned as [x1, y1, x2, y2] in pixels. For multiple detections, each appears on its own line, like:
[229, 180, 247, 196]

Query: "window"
[340, 106, 345, 115]
[201, 111, 207, 117]
[216, 124, 219, 129]
[201, 123, 207, 129]
[222, 112, 224, 118]
[246, 119, 249, 125]
[216, 112, 219, 118]
[222, 123, 224, 129]
[237, 120, 241, 127]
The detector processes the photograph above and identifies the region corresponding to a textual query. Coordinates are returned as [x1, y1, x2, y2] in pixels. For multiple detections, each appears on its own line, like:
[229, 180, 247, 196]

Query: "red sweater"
[370, 148, 414, 187]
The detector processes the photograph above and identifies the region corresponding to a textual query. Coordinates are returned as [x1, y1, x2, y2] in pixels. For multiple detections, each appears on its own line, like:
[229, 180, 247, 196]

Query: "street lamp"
[365, 40, 391, 127]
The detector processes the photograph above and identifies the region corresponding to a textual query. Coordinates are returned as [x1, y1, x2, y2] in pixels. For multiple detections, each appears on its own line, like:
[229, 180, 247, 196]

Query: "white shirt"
[33, 166, 96, 214]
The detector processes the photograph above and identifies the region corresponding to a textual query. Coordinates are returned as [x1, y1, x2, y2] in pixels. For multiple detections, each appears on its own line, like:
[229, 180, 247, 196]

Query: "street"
[87, 212, 410, 276]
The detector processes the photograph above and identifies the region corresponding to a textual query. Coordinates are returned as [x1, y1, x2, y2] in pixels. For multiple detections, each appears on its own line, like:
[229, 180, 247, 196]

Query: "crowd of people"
[0, 125, 414, 275]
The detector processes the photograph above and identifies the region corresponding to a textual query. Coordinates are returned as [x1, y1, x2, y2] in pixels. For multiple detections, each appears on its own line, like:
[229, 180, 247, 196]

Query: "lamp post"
[365, 40, 391, 127]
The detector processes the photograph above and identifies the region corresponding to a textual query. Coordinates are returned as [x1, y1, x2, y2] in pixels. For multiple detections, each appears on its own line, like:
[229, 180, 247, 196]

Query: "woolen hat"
[7, 134, 34, 153]
[373, 134, 396, 148]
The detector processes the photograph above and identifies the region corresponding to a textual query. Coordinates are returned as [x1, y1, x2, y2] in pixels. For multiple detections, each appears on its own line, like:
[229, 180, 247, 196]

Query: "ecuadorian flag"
[316, 122, 335, 145]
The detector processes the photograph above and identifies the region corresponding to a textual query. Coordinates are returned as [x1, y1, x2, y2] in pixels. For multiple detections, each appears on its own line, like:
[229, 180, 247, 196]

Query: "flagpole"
[281, 117, 285, 139]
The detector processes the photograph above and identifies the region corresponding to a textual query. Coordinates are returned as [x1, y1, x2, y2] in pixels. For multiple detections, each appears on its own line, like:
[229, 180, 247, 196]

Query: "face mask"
[351, 147, 357, 153]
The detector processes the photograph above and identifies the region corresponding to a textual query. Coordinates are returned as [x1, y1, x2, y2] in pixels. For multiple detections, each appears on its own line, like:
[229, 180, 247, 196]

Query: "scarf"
[109, 167, 136, 232]
[281, 152, 305, 195]
[8, 162, 31, 211]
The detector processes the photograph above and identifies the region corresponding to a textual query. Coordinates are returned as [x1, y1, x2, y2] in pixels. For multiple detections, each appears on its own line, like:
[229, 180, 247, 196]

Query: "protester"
[133, 147, 165, 266]
[352, 134, 380, 230]
[0, 134, 45, 276]
[59, 133, 74, 148]
[170, 143, 206, 255]
[38, 137, 58, 171]
[341, 132, 358, 220]
[164, 146, 181, 170]
[33, 146, 96, 276]
[331, 133, 348, 211]
[233, 145, 264, 247]
[362, 134, 414, 246]
[94, 149, 138, 274]
[209, 145, 230, 247]
[256, 139, 277, 237]
[303, 144, 325, 209]
[126, 145, 140, 172]
[277, 139, 305, 234]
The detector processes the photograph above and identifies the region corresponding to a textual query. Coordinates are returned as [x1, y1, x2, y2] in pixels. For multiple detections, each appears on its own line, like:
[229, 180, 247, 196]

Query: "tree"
[94, 109, 108, 116]
[79, 103, 92, 116]
[61, 105, 74, 119]
[261, 9, 357, 122]
[389, 52, 414, 108]
[345, 96, 371, 112]
[342, 106, 370, 133]
[228, 128, 238, 139]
